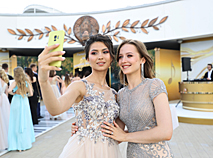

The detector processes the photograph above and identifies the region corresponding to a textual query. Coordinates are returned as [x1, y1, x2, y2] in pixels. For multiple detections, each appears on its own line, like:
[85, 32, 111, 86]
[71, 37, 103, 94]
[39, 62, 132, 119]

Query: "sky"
[0, 0, 162, 14]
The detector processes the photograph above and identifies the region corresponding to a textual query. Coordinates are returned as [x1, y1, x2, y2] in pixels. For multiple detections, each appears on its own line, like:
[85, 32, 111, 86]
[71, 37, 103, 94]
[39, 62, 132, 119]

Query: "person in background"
[2, 63, 13, 103]
[83, 70, 91, 78]
[0, 69, 10, 150]
[30, 63, 43, 119]
[25, 68, 39, 125]
[72, 72, 81, 82]
[203, 63, 213, 81]
[69, 72, 73, 82]
[48, 70, 67, 120]
[62, 74, 71, 94]
[8, 67, 35, 152]
[65, 71, 69, 75]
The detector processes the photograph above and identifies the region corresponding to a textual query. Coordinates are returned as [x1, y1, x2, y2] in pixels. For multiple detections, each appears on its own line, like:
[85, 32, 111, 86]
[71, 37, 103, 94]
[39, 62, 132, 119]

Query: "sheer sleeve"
[149, 78, 168, 101]
[117, 88, 124, 107]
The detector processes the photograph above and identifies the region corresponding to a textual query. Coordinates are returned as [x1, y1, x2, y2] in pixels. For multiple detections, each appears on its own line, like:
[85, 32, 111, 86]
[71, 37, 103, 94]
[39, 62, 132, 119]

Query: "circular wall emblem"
[73, 16, 99, 45]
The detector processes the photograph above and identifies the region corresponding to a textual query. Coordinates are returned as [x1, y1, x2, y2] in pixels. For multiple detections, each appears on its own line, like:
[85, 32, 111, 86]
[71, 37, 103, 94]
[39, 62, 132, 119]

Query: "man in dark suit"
[30, 63, 43, 119]
[203, 64, 213, 81]
[2, 63, 13, 103]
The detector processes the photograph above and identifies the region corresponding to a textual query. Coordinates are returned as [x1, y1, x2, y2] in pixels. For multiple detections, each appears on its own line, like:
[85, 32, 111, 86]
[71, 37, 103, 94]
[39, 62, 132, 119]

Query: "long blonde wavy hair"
[14, 67, 31, 97]
[0, 69, 9, 83]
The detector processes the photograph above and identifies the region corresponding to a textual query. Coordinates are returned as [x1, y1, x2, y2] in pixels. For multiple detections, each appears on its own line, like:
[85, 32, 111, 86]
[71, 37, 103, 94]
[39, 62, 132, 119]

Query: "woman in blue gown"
[8, 67, 35, 152]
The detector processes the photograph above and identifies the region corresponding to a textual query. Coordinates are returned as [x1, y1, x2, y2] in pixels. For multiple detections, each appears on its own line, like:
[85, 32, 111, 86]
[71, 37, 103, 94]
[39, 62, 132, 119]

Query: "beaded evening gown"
[0, 81, 10, 150]
[118, 78, 174, 158]
[7, 82, 35, 151]
[59, 80, 122, 158]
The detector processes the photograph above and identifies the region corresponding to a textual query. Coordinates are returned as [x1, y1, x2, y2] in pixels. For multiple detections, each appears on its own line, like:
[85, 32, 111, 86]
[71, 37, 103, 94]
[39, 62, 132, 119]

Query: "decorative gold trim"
[182, 100, 213, 104]
[183, 37, 213, 43]
[180, 92, 213, 94]
[182, 106, 213, 112]
[178, 116, 213, 125]
[179, 81, 213, 84]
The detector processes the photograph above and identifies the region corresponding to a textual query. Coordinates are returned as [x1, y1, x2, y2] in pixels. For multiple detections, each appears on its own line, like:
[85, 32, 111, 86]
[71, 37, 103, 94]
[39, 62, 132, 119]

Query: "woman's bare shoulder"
[66, 80, 86, 95]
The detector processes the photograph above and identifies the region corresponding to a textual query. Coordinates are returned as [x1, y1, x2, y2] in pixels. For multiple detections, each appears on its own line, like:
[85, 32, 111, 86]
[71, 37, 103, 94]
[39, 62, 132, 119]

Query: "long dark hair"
[49, 70, 55, 77]
[116, 39, 154, 85]
[64, 74, 71, 87]
[25, 67, 34, 82]
[84, 34, 115, 61]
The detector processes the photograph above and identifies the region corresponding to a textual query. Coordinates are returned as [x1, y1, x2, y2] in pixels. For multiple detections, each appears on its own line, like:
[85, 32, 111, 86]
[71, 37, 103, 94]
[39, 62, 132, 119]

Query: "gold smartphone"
[48, 30, 65, 67]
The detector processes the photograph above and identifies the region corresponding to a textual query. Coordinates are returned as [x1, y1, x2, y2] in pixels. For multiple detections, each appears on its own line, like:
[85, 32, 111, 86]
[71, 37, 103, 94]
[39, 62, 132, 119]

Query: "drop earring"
[141, 63, 144, 79]
[123, 73, 126, 86]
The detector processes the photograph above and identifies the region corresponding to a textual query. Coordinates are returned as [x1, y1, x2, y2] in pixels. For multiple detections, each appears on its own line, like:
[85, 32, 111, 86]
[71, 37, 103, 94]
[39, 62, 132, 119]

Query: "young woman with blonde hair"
[7, 67, 35, 152]
[102, 39, 174, 157]
[0, 69, 10, 150]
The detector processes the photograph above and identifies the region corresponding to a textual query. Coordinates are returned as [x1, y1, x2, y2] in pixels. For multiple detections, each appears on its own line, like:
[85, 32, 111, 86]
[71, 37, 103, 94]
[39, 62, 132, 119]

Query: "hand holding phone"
[48, 30, 65, 67]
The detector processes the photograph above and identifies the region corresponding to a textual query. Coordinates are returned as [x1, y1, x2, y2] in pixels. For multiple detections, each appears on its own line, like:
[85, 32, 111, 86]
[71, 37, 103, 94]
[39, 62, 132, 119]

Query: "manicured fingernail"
[58, 68, 62, 70]
[61, 51, 65, 54]
[55, 44, 59, 46]
[62, 57, 65, 60]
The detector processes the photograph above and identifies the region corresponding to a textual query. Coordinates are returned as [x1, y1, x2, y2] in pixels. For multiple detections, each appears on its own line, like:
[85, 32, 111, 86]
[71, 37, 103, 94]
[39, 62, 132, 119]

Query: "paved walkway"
[0, 107, 75, 157]
[1, 101, 213, 158]
[1, 117, 76, 158]
[1, 118, 213, 158]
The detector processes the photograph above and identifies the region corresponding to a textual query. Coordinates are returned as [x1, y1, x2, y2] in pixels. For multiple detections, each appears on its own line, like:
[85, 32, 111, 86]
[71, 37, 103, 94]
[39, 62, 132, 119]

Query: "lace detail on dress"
[127, 141, 173, 158]
[73, 80, 119, 145]
[149, 78, 168, 101]
[119, 78, 174, 158]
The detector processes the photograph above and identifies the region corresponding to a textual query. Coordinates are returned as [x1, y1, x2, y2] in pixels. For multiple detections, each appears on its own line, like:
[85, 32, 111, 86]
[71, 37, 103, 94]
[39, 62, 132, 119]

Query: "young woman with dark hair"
[38, 34, 122, 158]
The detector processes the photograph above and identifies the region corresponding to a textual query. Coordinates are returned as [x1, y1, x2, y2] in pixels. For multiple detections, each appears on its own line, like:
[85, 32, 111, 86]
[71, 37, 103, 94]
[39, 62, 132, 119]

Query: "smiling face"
[87, 42, 112, 72]
[118, 44, 144, 76]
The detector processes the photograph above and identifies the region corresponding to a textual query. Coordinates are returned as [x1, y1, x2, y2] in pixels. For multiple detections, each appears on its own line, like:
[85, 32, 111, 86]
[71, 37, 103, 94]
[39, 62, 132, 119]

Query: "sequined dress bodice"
[118, 78, 173, 158]
[73, 80, 119, 145]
